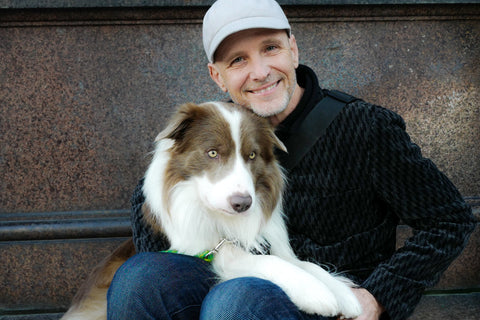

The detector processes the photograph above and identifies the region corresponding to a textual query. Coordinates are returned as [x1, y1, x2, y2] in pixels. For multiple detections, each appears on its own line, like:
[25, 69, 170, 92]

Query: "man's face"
[208, 29, 299, 118]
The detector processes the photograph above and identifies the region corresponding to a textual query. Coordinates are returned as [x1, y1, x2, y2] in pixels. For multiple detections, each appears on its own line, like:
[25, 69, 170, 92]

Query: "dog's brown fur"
[61, 239, 136, 320]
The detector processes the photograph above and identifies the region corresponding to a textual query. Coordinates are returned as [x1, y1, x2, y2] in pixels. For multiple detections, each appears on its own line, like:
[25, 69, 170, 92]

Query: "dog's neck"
[162, 238, 240, 262]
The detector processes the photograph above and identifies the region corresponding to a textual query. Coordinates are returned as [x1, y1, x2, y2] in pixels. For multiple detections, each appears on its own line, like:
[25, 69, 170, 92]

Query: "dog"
[62, 101, 362, 319]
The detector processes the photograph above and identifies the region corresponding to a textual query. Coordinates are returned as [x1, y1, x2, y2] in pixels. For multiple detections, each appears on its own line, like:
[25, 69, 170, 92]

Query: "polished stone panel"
[409, 293, 480, 320]
[1, 238, 128, 311]
[1, 5, 478, 214]
[0, 23, 224, 213]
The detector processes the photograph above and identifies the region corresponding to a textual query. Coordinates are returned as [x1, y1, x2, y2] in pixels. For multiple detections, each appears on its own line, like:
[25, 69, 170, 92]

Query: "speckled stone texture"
[0, 21, 223, 214]
[0, 3, 478, 319]
[1, 238, 128, 311]
[0, 5, 478, 214]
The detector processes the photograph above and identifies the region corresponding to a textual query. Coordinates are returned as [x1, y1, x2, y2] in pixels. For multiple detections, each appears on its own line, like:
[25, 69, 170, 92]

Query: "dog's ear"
[155, 103, 199, 142]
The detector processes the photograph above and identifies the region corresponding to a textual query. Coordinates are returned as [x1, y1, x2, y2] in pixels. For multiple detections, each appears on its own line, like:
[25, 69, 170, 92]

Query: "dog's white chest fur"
[142, 102, 362, 318]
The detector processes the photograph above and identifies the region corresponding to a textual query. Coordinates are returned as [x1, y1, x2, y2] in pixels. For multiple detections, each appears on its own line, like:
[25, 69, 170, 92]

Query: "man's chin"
[248, 101, 288, 118]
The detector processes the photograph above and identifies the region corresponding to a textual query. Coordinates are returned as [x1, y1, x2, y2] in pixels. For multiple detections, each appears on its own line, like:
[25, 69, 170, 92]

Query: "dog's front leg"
[257, 212, 362, 318]
[295, 261, 362, 319]
[213, 245, 341, 317]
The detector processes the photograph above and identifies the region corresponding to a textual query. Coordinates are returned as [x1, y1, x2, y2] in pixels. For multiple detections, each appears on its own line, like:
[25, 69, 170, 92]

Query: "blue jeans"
[107, 252, 331, 320]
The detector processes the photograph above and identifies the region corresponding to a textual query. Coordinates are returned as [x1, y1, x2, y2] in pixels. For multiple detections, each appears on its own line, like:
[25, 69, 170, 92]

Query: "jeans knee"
[107, 252, 161, 304]
[107, 252, 216, 320]
[200, 277, 298, 320]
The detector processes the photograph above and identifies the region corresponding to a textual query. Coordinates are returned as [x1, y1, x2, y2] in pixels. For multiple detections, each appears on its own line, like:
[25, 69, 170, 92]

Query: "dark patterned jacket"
[130, 65, 476, 320]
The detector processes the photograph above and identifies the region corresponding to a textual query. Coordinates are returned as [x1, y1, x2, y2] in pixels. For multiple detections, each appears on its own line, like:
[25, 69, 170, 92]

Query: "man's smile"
[248, 80, 280, 95]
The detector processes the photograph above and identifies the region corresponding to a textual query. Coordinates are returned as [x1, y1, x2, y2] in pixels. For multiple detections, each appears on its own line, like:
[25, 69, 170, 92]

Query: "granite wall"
[0, 2, 479, 318]
[1, 4, 479, 215]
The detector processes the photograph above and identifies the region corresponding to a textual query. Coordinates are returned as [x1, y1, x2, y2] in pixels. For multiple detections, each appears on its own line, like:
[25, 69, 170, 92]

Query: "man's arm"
[130, 178, 169, 252]
[361, 107, 476, 320]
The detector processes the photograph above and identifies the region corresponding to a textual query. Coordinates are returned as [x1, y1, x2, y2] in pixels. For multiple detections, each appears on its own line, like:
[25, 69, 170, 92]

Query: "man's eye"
[265, 44, 281, 53]
[231, 57, 244, 65]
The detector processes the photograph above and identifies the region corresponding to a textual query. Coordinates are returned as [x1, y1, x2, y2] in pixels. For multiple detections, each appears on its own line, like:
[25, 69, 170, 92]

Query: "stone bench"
[1, 201, 478, 319]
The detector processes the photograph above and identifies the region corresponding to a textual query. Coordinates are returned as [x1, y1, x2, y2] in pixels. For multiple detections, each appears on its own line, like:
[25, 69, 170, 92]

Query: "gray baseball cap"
[202, 0, 291, 63]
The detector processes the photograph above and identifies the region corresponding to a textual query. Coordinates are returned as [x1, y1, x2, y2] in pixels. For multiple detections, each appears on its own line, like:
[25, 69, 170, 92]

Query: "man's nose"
[249, 57, 270, 81]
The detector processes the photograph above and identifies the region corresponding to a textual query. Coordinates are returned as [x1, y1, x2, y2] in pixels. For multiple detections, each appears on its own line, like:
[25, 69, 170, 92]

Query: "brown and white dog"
[62, 102, 361, 320]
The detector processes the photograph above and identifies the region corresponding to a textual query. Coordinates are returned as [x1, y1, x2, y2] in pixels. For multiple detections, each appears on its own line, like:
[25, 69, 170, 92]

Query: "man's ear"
[208, 63, 228, 92]
[289, 34, 300, 69]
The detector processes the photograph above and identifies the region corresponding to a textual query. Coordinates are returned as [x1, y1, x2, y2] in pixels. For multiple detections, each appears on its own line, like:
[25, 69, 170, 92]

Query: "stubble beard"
[247, 74, 297, 118]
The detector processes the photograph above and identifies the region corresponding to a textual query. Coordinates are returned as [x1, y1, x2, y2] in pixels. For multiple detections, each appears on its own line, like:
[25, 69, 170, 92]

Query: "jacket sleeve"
[361, 106, 477, 320]
[130, 178, 170, 252]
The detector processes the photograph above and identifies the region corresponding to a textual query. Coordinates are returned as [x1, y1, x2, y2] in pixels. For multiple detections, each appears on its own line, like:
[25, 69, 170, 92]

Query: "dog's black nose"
[229, 193, 252, 213]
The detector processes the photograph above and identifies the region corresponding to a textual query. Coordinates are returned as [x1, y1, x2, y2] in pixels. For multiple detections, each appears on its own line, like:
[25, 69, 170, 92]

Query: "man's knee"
[107, 252, 216, 319]
[200, 277, 296, 319]
[107, 252, 165, 308]
[110, 251, 215, 297]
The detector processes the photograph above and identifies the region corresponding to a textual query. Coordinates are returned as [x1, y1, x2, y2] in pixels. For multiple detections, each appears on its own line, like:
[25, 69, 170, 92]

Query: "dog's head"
[157, 102, 285, 220]
[143, 101, 286, 249]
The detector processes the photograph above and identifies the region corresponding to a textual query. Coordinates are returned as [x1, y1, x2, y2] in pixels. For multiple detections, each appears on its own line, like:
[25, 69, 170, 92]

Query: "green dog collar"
[161, 239, 235, 263]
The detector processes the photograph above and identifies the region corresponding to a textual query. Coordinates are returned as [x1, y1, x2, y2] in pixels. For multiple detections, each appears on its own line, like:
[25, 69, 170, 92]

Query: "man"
[107, 0, 476, 319]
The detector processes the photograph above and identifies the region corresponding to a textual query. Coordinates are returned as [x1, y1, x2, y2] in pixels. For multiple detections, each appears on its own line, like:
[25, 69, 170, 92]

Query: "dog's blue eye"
[249, 152, 256, 160]
[208, 150, 218, 159]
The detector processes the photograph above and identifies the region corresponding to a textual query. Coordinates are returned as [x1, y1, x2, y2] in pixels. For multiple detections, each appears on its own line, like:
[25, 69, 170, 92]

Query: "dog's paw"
[286, 280, 340, 316]
[335, 287, 362, 319]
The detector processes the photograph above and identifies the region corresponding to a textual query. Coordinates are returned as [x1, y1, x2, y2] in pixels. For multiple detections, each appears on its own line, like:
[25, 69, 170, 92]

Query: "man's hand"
[339, 287, 384, 320]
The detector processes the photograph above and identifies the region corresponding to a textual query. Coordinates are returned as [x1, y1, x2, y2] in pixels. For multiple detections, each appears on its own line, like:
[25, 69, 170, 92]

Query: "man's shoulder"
[335, 94, 404, 124]
[315, 92, 408, 138]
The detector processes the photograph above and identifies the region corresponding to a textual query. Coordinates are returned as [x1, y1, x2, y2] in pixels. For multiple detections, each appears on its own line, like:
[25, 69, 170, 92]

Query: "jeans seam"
[171, 304, 203, 318]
